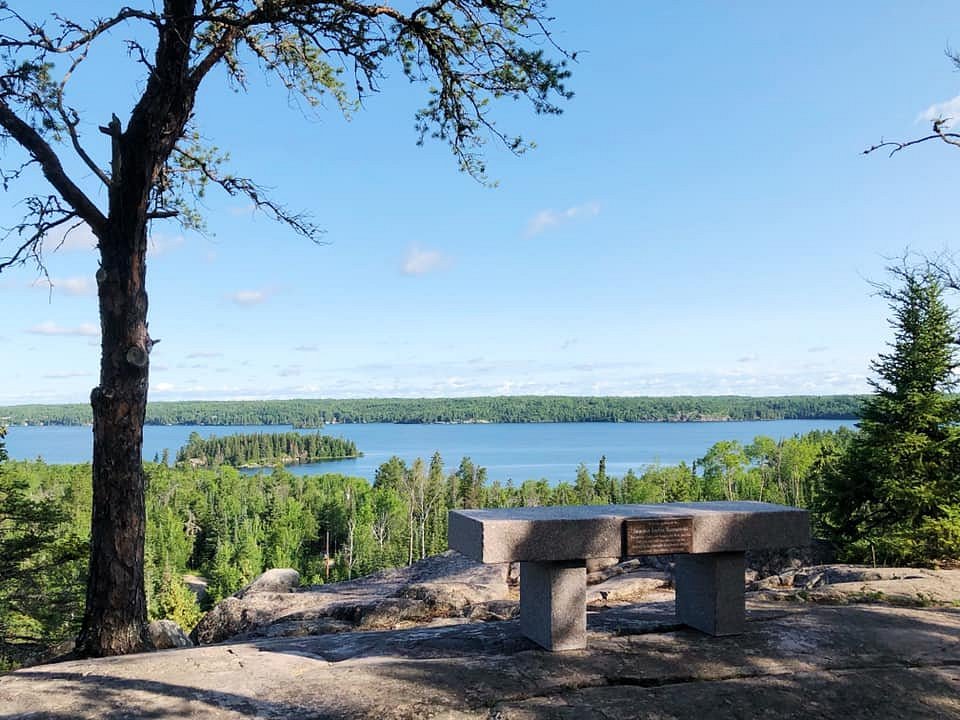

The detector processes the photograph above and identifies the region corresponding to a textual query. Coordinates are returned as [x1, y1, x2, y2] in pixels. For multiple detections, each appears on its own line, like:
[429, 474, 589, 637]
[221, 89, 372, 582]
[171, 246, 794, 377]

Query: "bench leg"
[519, 560, 586, 651]
[675, 552, 745, 636]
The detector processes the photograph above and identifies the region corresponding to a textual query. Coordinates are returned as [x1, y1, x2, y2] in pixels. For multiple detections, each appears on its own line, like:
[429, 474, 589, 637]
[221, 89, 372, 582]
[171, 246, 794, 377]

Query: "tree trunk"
[77, 118, 153, 655]
[77, 223, 150, 655]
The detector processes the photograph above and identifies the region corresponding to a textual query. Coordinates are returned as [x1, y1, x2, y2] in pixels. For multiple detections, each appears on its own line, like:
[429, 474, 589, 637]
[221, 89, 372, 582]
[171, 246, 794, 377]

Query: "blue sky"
[3, 1, 960, 404]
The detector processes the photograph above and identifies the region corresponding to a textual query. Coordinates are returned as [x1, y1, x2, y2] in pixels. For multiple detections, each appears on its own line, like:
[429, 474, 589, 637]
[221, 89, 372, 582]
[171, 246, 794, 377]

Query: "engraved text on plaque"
[623, 517, 693, 555]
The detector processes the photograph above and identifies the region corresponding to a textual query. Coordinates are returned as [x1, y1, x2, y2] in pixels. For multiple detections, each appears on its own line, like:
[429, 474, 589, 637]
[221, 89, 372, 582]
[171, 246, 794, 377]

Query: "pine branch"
[0, 100, 106, 235]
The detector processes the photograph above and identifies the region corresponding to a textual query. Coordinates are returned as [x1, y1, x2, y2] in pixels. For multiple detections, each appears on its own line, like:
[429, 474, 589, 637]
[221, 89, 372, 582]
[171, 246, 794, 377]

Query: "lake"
[4, 419, 853, 484]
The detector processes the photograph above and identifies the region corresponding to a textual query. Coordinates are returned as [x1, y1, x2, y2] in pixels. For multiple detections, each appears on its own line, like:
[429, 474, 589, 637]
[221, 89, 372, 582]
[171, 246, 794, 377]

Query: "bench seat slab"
[449, 502, 809, 564]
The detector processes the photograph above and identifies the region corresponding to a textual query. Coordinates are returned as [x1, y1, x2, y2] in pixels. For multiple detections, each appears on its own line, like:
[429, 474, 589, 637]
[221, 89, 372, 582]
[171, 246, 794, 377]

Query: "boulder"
[191, 596, 247, 645]
[147, 620, 192, 650]
[237, 568, 300, 596]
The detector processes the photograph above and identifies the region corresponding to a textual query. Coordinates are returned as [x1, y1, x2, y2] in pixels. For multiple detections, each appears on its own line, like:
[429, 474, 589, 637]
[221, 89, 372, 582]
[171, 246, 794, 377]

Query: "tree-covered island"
[176, 431, 360, 469]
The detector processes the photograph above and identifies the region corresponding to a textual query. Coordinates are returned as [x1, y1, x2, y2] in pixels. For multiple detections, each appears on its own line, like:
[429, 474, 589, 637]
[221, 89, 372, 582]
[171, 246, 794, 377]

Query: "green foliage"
[573, 462, 594, 504]
[176, 431, 359, 468]
[3, 423, 856, 667]
[819, 268, 960, 565]
[0, 429, 86, 670]
[150, 565, 203, 633]
[0, 395, 865, 427]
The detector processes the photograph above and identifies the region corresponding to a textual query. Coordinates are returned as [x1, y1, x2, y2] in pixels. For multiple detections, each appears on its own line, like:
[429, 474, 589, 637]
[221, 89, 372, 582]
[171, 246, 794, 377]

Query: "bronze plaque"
[623, 517, 693, 555]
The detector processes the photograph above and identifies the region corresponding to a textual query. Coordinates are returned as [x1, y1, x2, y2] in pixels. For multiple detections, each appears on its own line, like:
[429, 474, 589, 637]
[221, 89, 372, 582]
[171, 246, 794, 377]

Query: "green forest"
[0, 395, 863, 427]
[175, 432, 360, 468]
[0, 426, 851, 670]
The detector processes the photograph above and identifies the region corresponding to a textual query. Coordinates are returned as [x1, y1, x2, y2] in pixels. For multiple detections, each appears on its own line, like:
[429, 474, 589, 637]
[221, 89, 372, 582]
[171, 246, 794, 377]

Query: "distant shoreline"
[0, 395, 864, 427]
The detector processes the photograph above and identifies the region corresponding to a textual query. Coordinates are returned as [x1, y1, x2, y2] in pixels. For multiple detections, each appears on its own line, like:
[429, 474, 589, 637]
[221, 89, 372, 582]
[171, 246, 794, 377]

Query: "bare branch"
[55, 42, 110, 186]
[0, 99, 106, 233]
[0, 6, 162, 54]
[0, 195, 79, 272]
[146, 210, 179, 220]
[863, 119, 960, 157]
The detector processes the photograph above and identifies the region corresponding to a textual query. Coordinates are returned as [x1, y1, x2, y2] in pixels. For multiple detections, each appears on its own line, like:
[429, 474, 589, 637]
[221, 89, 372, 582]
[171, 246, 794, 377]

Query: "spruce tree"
[821, 268, 960, 564]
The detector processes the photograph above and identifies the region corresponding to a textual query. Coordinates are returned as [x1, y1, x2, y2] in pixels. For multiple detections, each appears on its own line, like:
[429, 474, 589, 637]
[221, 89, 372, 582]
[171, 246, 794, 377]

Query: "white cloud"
[45, 223, 97, 252]
[42, 370, 91, 379]
[147, 233, 185, 258]
[27, 321, 99, 337]
[154, 382, 176, 392]
[919, 95, 960, 129]
[33, 225, 184, 257]
[525, 201, 601, 237]
[228, 289, 271, 305]
[186, 351, 222, 359]
[401, 244, 449, 276]
[295, 345, 319, 352]
[33, 276, 95, 297]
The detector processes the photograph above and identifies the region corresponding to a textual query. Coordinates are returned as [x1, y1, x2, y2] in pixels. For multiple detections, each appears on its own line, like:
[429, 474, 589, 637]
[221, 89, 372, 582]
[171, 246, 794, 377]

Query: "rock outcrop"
[4, 557, 960, 718]
[2, 599, 958, 718]
[751, 564, 960, 606]
[192, 551, 515, 644]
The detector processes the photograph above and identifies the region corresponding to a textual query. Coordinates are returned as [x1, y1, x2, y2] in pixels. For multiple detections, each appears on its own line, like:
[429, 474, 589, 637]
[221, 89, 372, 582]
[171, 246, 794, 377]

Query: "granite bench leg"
[519, 560, 586, 651]
[675, 551, 746, 636]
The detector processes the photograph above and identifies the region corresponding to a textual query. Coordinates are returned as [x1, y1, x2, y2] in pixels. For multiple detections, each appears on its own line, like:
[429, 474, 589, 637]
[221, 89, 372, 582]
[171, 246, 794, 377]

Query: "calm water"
[4, 419, 852, 484]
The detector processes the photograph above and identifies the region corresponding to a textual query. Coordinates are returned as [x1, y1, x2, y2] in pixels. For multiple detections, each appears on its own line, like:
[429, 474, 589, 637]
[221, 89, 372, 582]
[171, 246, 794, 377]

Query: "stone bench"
[448, 501, 809, 651]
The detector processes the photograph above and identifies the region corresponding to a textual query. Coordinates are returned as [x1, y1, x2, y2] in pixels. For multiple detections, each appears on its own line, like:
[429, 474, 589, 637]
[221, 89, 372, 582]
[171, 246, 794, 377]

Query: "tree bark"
[77, 218, 151, 656]
[75, 0, 199, 657]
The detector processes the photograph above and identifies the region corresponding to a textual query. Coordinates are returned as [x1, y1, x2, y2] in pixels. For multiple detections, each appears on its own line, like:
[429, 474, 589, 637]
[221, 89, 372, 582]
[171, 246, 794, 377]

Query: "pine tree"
[821, 268, 960, 564]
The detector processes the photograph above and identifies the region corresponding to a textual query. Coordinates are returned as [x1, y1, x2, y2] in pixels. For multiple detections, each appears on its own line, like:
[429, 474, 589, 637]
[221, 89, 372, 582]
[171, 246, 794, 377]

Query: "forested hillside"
[0, 395, 863, 427]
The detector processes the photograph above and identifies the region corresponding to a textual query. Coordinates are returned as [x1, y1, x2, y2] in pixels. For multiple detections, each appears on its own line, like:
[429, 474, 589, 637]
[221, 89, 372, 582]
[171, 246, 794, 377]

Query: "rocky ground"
[2, 554, 959, 719]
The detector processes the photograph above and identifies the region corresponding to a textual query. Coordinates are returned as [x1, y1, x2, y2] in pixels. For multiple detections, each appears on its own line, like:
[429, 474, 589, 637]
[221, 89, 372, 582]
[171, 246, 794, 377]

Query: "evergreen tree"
[0, 427, 86, 669]
[574, 463, 595, 504]
[151, 564, 203, 633]
[593, 455, 612, 503]
[821, 268, 960, 564]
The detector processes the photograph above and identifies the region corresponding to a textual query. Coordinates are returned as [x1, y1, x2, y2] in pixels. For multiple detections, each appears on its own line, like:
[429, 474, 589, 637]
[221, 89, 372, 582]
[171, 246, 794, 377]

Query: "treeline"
[0, 395, 864, 427]
[1, 427, 851, 669]
[175, 432, 360, 468]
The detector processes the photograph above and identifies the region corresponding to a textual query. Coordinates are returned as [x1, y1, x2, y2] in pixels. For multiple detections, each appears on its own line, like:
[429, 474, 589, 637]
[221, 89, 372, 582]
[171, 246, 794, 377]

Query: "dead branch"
[0, 195, 79, 272]
[0, 99, 106, 234]
[864, 118, 960, 156]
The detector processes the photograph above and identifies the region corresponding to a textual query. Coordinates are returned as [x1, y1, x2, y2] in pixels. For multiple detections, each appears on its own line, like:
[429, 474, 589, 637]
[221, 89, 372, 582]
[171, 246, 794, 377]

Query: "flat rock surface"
[3, 601, 959, 719]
